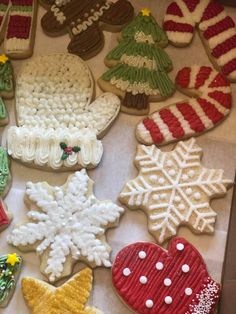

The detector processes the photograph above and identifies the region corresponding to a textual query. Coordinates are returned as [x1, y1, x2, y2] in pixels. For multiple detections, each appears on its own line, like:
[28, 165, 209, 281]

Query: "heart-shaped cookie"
[112, 238, 220, 314]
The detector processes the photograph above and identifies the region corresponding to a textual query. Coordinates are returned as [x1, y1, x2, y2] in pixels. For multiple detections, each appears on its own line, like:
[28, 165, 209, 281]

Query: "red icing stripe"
[11, 0, 33, 5]
[208, 91, 232, 109]
[159, 108, 185, 139]
[6, 15, 32, 39]
[201, 1, 224, 22]
[0, 16, 3, 28]
[175, 67, 191, 88]
[198, 98, 224, 124]
[143, 118, 164, 144]
[163, 21, 194, 33]
[195, 66, 212, 89]
[212, 35, 236, 58]
[209, 73, 230, 87]
[166, 2, 183, 17]
[177, 102, 205, 132]
[0, 201, 9, 226]
[203, 16, 235, 40]
[222, 58, 236, 76]
[183, 0, 200, 12]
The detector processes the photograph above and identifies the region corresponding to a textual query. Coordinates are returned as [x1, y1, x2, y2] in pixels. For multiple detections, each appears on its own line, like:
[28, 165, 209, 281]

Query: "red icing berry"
[183, 0, 200, 12]
[209, 73, 230, 88]
[201, 1, 224, 22]
[64, 147, 73, 154]
[112, 238, 221, 314]
[143, 118, 164, 144]
[198, 98, 224, 124]
[203, 16, 235, 40]
[195, 66, 212, 89]
[222, 58, 236, 76]
[166, 2, 183, 17]
[177, 102, 205, 132]
[159, 109, 185, 139]
[208, 91, 232, 109]
[175, 67, 191, 88]
[212, 35, 236, 58]
[163, 21, 194, 33]
[6, 15, 32, 39]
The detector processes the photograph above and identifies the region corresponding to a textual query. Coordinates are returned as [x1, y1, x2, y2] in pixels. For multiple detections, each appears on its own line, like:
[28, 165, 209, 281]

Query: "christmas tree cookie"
[22, 268, 102, 313]
[0, 253, 22, 308]
[0, 145, 11, 198]
[98, 9, 175, 115]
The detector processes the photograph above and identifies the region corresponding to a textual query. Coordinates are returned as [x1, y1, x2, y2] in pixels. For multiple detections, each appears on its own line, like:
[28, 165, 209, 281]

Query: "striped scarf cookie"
[136, 65, 232, 145]
[164, 0, 236, 82]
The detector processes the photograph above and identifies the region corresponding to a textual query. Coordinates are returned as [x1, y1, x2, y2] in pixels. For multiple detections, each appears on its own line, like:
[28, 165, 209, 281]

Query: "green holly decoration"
[60, 142, 81, 160]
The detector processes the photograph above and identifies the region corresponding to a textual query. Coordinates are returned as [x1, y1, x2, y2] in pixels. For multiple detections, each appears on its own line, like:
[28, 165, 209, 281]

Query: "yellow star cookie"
[22, 268, 102, 314]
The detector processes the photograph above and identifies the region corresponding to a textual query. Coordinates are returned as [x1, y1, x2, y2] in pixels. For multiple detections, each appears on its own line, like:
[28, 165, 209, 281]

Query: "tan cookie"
[8, 169, 124, 282]
[119, 138, 233, 244]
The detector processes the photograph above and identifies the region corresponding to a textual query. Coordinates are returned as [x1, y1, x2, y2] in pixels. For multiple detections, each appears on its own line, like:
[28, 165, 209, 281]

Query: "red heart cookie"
[112, 238, 220, 314]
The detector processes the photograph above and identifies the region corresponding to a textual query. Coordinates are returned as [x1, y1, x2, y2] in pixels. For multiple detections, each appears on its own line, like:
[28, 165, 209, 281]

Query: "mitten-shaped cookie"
[98, 9, 175, 115]
[136, 65, 232, 145]
[112, 238, 220, 314]
[41, 0, 134, 59]
[164, 0, 236, 82]
[7, 53, 120, 171]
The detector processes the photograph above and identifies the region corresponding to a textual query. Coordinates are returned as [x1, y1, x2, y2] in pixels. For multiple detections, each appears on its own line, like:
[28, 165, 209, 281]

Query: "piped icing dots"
[182, 264, 190, 273]
[123, 268, 131, 277]
[185, 287, 193, 296]
[194, 192, 201, 200]
[164, 278, 172, 286]
[156, 262, 164, 270]
[176, 243, 185, 251]
[140, 276, 148, 284]
[139, 251, 147, 259]
[165, 296, 173, 304]
[145, 299, 153, 308]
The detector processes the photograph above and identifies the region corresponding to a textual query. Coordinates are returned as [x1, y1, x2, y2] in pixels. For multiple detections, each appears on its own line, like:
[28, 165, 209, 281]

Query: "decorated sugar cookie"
[0, 200, 12, 233]
[136, 65, 232, 145]
[164, 0, 236, 82]
[119, 138, 232, 244]
[98, 9, 175, 115]
[112, 238, 220, 314]
[8, 170, 124, 282]
[0, 253, 22, 308]
[0, 146, 11, 198]
[7, 53, 120, 171]
[22, 268, 102, 314]
[41, 0, 134, 60]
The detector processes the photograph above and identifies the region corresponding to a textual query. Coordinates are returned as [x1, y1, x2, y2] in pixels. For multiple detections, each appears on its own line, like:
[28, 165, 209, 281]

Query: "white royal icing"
[8, 170, 124, 282]
[138, 251, 147, 259]
[145, 300, 153, 308]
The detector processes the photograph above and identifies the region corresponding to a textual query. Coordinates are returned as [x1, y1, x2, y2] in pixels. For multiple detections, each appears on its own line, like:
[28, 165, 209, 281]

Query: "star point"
[140, 8, 151, 16]
[6, 253, 20, 266]
[0, 54, 9, 64]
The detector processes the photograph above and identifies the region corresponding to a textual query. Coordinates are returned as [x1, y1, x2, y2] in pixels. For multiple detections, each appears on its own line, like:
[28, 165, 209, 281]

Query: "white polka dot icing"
[182, 264, 190, 273]
[150, 175, 158, 182]
[153, 194, 159, 201]
[188, 170, 195, 177]
[140, 276, 148, 284]
[176, 243, 184, 251]
[139, 251, 147, 259]
[156, 262, 164, 270]
[194, 192, 201, 200]
[165, 296, 172, 304]
[174, 196, 181, 203]
[182, 174, 189, 181]
[167, 160, 173, 167]
[186, 188, 192, 195]
[158, 178, 165, 184]
[164, 278, 172, 286]
[160, 193, 167, 199]
[168, 169, 176, 176]
[145, 299, 153, 308]
[185, 288, 193, 296]
[178, 203, 185, 210]
[123, 268, 131, 277]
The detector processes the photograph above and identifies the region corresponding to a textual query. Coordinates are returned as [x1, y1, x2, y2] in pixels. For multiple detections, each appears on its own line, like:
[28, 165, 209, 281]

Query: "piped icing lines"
[0, 146, 10, 198]
[7, 54, 120, 170]
[119, 138, 232, 244]
[112, 238, 221, 314]
[136, 65, 232, 145]
[0, 200, 12, 232]
[22, 268, 103, 314]
[164, 0, 236, 81]
[8, 170, 124, 282]
[4, 0, 38, 57]
[0, 253, 22, 308]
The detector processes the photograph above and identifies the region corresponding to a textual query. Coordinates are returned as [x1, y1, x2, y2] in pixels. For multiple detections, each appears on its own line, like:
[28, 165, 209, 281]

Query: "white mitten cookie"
[7, 53, 120, 171]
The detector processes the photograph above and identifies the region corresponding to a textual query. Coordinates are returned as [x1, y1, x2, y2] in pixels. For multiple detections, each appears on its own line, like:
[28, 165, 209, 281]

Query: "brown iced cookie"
[41, 0, 134, 59]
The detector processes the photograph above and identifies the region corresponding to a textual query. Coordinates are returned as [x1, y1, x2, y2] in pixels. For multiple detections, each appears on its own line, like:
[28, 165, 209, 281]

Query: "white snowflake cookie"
[7, 53, 120, 171]
[7, 170, 124, 282]
[119, 138, 232, 244]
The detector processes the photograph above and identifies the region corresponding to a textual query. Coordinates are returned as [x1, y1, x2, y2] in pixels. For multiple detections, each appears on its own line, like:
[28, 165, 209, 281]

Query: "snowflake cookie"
[119, 138, 232, 244]
[8, 170, 124, 282]
[7, 53, 120, 171]
[22, 268, 103, 314]
[112, 238, 220, 314]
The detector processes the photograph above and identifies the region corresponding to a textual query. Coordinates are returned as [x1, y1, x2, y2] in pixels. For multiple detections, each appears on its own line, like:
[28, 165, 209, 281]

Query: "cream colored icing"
[218, 47, 236, 66]
[208, 28, 236, 49]
[121, 54, 157, 70]
[72, 2, 111, 36]
[134, 31, 155, 44]
[199, 11, 227, 31]
[51, 5, 66, 24]
[4, 38, 30, 52]
[167, 31, 193, 44]
[7, 127, 103, 169]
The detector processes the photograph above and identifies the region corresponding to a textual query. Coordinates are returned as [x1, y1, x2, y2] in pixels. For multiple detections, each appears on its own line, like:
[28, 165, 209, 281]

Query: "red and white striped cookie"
[136, 65, 231, 145]
[163, 0, 236, 81]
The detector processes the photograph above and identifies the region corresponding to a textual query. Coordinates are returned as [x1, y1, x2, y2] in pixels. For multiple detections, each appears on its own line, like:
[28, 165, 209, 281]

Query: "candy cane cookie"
[136, 65, 232, 145]
[163, 0, 236, 82]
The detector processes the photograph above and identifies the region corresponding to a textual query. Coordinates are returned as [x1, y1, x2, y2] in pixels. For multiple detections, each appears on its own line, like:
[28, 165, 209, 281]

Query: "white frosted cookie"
[8, 169, 124, 282]
[119, 138, 232, 244]
[7, 53, 120, 171]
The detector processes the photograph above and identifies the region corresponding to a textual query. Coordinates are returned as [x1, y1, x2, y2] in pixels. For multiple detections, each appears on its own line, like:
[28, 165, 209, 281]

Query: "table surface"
[0, 1, 236, 313]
